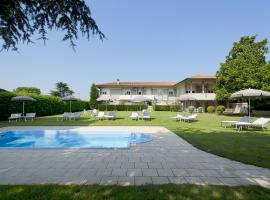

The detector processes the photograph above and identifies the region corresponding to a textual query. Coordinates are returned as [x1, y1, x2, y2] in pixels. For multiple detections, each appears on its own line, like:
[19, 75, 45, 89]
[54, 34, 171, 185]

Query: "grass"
[1, 111, 269, 169]
[0, 184, 269, 200]
[1, 112, 270, 199]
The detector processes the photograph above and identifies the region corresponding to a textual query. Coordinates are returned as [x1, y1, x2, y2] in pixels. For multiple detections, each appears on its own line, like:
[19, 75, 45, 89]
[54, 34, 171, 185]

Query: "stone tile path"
[0, 126, 270, 187]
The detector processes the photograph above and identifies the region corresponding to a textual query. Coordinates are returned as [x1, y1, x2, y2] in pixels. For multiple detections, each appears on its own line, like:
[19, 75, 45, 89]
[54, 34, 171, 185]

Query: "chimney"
[117, 79, 120, 85]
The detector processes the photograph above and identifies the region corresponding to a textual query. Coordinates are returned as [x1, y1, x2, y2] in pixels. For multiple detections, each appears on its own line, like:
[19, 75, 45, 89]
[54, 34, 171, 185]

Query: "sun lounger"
[179, 114, 198, 122]
[105, 112, 117, 120]
[69, 112, 81, 120]
[8, 113, 22, 122]
[142, 111, 151, 120]
[97, 112, 105, 120]
[57, 112, 70, 121]
[23, 113, 36, 121]
[236, 118, 270, 131]
[171, 113, 185, 121]
[130, 112, 139, 120]
[221, 116, 251, 128]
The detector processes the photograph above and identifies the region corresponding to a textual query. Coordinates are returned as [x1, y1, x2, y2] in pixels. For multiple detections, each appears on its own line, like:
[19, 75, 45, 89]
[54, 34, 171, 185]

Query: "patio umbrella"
[177, 94, 196, 111]
[11, 96, 36, 116]
[231, 88, 270, 119]
[61, 96, 78, 113]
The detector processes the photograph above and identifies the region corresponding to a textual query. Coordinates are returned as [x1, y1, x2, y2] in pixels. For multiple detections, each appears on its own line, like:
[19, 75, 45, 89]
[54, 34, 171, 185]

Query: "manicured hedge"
[153, 105, 182, 112]
[0, 91, 90, 121]
[98, 104, 147, 111]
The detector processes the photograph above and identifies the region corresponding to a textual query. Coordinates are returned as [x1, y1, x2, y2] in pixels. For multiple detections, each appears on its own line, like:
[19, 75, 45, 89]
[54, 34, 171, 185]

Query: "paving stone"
[151, 177, 170, 184]
[157, 169, 173, 176]
[135, 177, 153, 185]
[118, 176, 134, 186]
[169, 177, 187, 184]
[100, 176, 118, 185]
[135, 162, 148, 168]
[111, 169, 127, 176]
[127, 169, 142, 177]
[148, 162, 163, 168]
[218, 177, 241, 186]
[172, 169, 188, 176]
[142, 169, 158, 177]
[185, 177, 205, 185]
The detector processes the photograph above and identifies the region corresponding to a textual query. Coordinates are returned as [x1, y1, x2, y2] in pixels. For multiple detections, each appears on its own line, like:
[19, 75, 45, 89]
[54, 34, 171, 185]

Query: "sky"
[1, 0, 269, 100]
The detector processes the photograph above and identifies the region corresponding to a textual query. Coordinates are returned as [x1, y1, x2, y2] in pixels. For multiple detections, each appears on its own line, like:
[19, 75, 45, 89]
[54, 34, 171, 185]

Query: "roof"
[178, 93, 216, 101]
[188, 75, 216, 79]
[97, 82, 176, 87]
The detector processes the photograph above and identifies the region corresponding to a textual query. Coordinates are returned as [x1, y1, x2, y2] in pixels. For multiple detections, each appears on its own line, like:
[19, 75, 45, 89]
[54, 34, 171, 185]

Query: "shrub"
[197, 107, 204, 113]
[98, 104, 147, 111]
[216, 105, 226, 114]
[207, 106, 216, 113]
[153, 105, 182, 112]
[0, 91, 89, 121]
[188, 106, 195, 113]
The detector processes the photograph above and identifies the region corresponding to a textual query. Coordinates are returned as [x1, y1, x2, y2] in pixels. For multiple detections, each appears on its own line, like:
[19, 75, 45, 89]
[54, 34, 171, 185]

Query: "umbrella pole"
[249, 97, 251, 120]
[70, 101, 71, 113]
[23, 101, 25, 117]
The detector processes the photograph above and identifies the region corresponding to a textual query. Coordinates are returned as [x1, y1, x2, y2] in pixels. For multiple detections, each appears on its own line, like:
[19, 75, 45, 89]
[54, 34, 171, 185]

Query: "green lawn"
[1, 112, 270, 199]
[1, 111, 269, 169]
[0, 185, 269, 200]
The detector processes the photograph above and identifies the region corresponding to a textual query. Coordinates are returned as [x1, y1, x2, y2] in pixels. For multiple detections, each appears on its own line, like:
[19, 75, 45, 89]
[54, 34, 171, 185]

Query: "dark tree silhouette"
[0, 0, 105, 51]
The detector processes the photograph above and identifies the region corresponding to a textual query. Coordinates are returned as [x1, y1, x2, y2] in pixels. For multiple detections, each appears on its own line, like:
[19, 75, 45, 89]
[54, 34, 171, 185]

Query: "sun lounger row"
[57, 112, 82, 121]
[8, 113, 36, 122]
[171, 113, 198, 122]
[97, 112, 117, 120]
[221, 117, 270, 131]
[130, 111, 152, 120]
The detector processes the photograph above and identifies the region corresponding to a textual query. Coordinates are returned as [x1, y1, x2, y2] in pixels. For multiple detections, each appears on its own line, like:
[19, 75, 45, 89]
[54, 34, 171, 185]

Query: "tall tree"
[50, 82, 74, 97]
[89, 83, 99, 108]
[0, 0, 105, 51]
[14, 87, 41, 95]
[215, 36, 269, 101]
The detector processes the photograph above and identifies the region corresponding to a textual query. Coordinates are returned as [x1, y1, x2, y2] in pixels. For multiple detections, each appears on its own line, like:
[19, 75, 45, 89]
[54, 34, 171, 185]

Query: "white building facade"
[96, 75, 217, 108]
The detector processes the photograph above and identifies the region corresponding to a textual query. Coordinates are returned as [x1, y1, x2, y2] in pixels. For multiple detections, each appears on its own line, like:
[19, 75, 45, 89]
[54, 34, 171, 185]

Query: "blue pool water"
[0, 130, 152, 149]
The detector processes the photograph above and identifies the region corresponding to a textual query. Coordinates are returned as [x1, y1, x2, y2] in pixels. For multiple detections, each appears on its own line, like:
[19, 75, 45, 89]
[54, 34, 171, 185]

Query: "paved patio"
[0, 126, 270, 187]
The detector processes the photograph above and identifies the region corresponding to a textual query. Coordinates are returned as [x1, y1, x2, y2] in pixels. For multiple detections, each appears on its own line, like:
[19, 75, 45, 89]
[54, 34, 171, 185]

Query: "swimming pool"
[0, 130, 152, 149]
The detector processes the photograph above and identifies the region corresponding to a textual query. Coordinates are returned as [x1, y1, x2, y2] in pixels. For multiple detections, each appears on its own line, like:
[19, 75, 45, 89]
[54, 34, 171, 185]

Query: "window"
[102, 91, 107, 95]
[125, 91, 131, 95]
[138, 91, 142, 95]
[169, 91, 174, 96]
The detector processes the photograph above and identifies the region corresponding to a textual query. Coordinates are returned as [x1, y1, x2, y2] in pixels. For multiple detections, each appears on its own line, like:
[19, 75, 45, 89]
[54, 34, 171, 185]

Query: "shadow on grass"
[0, 184, 269, 200]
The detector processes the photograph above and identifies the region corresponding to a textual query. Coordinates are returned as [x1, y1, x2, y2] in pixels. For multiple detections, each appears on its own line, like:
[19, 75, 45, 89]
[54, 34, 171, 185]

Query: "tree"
[50, 82, 74, 97]
[90, 83, 99, 108]
[215, 36, 270, 101]
[14, 87, 41, 95]
[0, 0, 105, 51]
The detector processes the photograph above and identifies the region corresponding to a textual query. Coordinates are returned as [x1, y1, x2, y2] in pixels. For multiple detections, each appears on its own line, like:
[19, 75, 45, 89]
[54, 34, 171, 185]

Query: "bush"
[98, 104, 147, 111]
[188, 106, 195, 113]
[153, 104, 182, 112]
[207, 106, 216, 113]
[216, 105, 226, 114]
[197, 107, 204, 113]
[0, 91, 89, 121]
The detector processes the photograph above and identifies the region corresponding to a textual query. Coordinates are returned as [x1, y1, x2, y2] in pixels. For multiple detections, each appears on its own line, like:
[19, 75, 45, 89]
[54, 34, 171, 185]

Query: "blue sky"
[1, 0, 269, 99]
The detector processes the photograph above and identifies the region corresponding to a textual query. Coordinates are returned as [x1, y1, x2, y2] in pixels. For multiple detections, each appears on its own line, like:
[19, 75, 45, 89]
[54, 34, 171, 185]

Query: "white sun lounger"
[130, 112, 139, 120]
[180, 114, 198, 122]
[69, 112, 81, 120]
[97, 112, 105, 120]
[105, 112, 117, 120]
[142, 111, 151, 120]
[236, 118, 270, 131]
[57, 112, 70, 121]
[221, 116, 251, 128]
[8, 113, 22, 122]
[23, 113, 36, 121]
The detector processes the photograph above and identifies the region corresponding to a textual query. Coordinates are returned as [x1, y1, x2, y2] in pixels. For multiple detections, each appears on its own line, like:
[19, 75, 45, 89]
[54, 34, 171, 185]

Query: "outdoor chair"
[8, 113, 22, 122]
[69, 112, 81, 120]
[57, 112, 70, 121]
[236, 117, 270, 131]
[97, 112, 105, 120]
[105, 112, 117, 120]
[142, 111, 151, 120]
[221, 116, 251, 128]
[23, 113, 36, 121]
[130, 112, 139, 120]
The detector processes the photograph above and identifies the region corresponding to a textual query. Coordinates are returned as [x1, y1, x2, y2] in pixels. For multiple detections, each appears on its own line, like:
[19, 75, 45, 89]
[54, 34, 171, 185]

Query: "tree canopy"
[14, 87, 41, 95]
[90, 83, 99, 108]
[50, 82, 74, 97]
[0, 0, 105, 51]
[215, 36, 270, 101]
